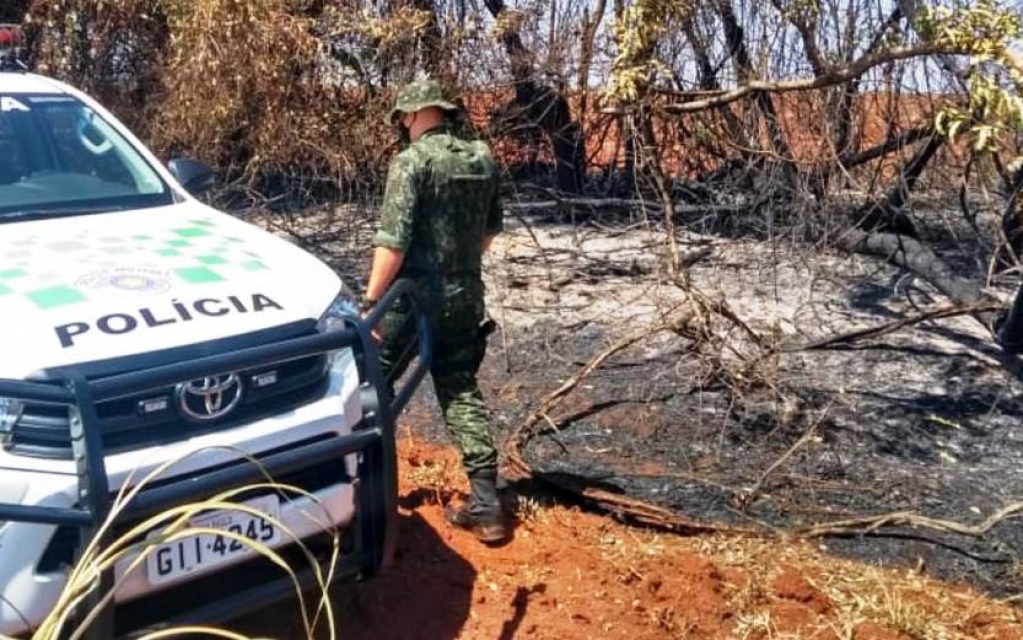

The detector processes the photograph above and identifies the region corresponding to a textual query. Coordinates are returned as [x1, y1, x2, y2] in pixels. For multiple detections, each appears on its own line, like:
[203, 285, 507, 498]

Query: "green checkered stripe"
[0, 218, 269, 310]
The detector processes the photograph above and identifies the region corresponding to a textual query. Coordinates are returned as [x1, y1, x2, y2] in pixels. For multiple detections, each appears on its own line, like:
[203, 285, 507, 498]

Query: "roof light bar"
[0, 24, 25, 72]
[0, 24, 21, 54]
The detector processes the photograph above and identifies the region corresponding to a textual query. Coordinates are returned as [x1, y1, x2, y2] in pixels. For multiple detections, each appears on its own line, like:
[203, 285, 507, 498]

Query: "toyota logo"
[176, 374, 244, 422]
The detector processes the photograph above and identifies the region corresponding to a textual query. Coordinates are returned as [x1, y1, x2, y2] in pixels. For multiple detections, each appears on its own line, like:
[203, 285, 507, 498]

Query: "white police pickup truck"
[0, 27, 429, 637]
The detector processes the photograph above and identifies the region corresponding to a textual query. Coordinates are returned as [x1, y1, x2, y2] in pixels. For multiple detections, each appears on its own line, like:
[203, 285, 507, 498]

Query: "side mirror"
[168, 158, 216, 196]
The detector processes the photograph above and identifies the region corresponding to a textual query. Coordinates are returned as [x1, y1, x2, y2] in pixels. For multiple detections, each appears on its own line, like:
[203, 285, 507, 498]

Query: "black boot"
[444, 468, 509, 544]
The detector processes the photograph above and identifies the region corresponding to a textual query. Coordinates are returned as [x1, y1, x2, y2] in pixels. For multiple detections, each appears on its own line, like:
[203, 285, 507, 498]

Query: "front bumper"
[0, 447, 358, 636]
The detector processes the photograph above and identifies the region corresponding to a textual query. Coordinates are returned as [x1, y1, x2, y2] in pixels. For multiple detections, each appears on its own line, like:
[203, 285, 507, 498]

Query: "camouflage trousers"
[377, 281, 498, 475]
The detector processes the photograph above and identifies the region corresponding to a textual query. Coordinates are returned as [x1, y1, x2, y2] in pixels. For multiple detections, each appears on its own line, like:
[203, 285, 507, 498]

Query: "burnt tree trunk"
[841, 231, 981, 304]
[832, 123, 934, 171]
[885, 133, 944, 210]
[713, 0, 797, 193]
[856, 132, 945, 236]
[997, 276, 1023, 352]
[833, 5, 907, 164]
[681, 17, 749, 150]
[576, 0, 607, 119]
[483, 0, 585, 193]
[838, 128, 997, 327]
[409, 0, 445, 78]
[997, 168, 1023, 270]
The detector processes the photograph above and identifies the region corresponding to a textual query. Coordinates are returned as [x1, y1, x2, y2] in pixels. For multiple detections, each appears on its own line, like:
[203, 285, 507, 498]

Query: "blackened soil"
[458, 319, 1023, 599]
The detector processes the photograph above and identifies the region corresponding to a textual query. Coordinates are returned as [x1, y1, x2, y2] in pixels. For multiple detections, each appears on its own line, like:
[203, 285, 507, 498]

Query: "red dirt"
[771, 565, 831, 615]
[853, 622, 913, 640]
[235, 440, 1023, 639]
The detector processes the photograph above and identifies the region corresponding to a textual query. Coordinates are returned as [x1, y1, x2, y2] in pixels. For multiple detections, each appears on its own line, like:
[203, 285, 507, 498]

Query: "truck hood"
[0, 203, 343, 379]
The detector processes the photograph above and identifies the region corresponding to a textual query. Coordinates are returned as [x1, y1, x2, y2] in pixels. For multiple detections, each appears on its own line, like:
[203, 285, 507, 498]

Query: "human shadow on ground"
[337, 510, 477, 640]
[497, 584, 547, 640]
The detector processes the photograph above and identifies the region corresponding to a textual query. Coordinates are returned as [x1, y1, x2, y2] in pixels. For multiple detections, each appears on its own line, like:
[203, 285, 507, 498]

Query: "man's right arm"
[374, 153, 418, 254]
[368, 153, 418, 300]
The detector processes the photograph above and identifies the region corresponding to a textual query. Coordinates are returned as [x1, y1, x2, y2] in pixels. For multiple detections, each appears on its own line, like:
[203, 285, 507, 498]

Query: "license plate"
[146, 494, 281, 585]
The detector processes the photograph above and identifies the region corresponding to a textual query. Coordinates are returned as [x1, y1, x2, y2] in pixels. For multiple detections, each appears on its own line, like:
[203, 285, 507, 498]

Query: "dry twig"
[797, 502, 1023, 539]
[789, 302, 1003, 351]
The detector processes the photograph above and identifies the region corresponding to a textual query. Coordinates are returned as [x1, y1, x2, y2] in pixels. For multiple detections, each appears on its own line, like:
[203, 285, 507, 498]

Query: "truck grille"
[37, 435, 352, 573]
[6, 354, 329, 458]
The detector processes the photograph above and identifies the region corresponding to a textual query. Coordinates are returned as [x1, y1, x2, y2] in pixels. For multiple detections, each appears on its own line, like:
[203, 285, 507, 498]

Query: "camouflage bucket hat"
[388, 79, 459, 124]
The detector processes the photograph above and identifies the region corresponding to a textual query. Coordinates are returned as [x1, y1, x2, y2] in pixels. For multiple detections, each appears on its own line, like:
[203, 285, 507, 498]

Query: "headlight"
[318, 285, 360, 381]
[317, 283, 359, 335]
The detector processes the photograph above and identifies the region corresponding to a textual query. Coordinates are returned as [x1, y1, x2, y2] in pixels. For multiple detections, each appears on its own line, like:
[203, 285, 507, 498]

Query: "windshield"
[0, 93, 173, 220]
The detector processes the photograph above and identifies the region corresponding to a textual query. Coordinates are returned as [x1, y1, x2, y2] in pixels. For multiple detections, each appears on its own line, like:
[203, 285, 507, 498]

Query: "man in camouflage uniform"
[362, 78, 507, 543]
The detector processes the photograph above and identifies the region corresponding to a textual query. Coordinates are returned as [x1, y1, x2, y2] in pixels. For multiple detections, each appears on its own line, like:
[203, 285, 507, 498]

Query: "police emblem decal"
[76, 267, 172, 295]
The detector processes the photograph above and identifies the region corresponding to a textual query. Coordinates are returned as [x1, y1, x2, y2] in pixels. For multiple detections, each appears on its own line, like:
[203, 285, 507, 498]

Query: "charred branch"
[835, 123, 934, 170]
[659, 43, 962, 114]
[997, 168, 1023, 270]
[576, 0, 607, 117]
[792, 302, 1002, 351]
[767, 0, 828, 76]
[679, 16, 751, 149]
[798, 502, 1023, 540]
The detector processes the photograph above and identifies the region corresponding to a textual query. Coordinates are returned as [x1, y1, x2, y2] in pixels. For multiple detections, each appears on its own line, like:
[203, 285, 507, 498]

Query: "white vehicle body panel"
[0, 204, 342, 379]
[0, 73, 64, 94]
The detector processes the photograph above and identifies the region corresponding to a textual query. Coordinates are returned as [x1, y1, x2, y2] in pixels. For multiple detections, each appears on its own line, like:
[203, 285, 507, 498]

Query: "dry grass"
[708, 535, 1022, 640]
[731, 610, 773, 639]
[514, 495, 553, 527]
[818, 568, 985, 640]
[562, 520, 1023, 639]
[652, 606, 698, 640]
[404, 457, 455, 505]
[390, 440, 1023, 639]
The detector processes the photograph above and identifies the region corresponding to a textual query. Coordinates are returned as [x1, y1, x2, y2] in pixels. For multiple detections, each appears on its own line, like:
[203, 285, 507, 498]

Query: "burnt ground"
[492, 322, 1023, 596]
[253, 199, 1023, 600]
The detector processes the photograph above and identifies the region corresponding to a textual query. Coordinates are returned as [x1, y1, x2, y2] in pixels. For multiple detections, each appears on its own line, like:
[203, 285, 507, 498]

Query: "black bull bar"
[0, 279, 431, 638]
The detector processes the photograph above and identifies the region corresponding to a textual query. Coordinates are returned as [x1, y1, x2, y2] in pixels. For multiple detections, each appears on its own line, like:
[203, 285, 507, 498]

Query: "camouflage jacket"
[374, 126, 503, 282]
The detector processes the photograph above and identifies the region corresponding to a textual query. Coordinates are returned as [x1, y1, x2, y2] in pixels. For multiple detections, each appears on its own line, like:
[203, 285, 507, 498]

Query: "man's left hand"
[360, 306, 383, 344]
